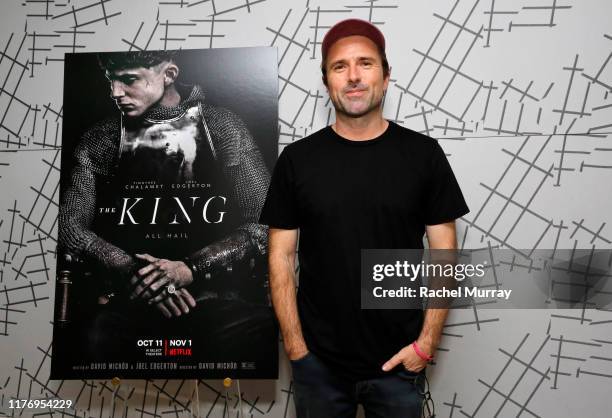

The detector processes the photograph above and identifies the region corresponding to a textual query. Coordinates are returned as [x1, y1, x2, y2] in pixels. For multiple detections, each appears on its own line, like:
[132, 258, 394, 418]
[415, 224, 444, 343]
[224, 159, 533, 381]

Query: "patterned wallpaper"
[0, 0, 611, 416]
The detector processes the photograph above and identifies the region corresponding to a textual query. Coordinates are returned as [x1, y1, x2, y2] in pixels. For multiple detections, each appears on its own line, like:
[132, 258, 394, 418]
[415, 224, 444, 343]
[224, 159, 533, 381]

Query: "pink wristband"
[412, 341, 433, 362]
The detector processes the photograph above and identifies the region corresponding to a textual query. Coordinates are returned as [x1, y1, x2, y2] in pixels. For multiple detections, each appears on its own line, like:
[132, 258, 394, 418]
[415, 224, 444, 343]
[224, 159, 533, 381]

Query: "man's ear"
[164, 62, 179, 86]
[383, 66, 391, 91]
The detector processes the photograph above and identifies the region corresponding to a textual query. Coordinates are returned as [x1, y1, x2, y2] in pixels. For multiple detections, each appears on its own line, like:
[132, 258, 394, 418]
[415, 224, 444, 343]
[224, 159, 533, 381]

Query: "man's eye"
[333, 64, 345, 71]
[362, 61, 373, 67]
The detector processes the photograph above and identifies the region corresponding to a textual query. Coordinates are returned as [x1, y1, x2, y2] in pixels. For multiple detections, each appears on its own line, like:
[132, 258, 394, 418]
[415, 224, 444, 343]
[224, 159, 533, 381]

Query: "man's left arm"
[382, 221, 456, 373]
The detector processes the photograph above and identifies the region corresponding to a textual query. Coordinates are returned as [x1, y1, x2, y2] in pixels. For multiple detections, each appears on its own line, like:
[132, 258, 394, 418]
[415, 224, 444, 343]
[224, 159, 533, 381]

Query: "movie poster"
[51, 47, 279, 379]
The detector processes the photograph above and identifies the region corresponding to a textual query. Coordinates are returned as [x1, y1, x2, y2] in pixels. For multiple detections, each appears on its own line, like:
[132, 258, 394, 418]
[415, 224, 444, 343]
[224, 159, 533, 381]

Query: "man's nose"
[110, 81, 125, 98]
[347, 63, 361, 84]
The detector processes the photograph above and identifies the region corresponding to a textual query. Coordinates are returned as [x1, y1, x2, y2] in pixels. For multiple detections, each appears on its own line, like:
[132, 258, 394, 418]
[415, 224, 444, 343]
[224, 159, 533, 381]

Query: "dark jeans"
[291, 352, 424, 418]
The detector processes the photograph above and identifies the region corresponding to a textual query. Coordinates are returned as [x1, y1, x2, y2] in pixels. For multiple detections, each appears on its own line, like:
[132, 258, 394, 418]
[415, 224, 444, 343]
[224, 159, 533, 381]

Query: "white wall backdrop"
[0, 0, 611, 417]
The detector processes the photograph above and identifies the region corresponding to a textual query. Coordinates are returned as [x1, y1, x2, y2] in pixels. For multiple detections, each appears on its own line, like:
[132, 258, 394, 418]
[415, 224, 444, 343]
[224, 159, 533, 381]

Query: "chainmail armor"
[59, 85, 270, 287]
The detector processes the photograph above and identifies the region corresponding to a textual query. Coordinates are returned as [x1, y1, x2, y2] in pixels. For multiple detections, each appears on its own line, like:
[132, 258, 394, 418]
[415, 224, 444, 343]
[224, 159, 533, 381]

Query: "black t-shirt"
[259, 121, 469, 379]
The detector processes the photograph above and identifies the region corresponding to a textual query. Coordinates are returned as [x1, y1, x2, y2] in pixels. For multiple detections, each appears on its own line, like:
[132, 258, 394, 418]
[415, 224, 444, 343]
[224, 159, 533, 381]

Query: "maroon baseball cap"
[321, 18, 386, 60]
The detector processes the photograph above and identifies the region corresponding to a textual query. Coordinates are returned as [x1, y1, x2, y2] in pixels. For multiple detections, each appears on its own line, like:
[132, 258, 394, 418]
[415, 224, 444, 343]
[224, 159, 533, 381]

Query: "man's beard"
[332, 82, 383, 118]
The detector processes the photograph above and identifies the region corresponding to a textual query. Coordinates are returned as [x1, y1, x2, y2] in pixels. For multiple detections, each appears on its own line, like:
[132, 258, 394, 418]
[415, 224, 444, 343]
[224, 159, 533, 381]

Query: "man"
[260, 19, 469, 417]
[58, 50, 273, 362]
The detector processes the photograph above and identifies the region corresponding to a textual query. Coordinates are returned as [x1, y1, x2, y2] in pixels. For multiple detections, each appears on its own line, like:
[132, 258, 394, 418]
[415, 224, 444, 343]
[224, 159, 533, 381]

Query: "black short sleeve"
[259, 148, 299, 229]
[423, 141, 470, 225]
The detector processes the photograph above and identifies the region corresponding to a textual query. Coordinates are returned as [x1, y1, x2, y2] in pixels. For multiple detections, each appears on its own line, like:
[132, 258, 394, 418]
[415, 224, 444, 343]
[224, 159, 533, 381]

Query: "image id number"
[9, 399, 73, 409]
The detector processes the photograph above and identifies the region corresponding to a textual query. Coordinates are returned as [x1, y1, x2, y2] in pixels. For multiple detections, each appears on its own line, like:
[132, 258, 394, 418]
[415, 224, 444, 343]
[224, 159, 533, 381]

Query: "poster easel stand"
[109, 376, 244, 418]
[221, 377, 243, 418]
[191, 379, 200, 418]
[110, 377, 121, 416]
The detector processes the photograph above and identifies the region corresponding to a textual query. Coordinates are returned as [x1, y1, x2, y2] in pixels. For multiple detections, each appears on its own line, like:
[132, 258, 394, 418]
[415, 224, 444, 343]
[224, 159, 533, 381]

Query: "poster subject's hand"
[154, 288, 197, 318]
[381, 343, 429, 373]
[130, 253, 194, 301]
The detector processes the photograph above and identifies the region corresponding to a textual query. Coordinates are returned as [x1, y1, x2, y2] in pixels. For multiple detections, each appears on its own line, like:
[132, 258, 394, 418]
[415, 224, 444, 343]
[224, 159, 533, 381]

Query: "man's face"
[106, 64, 166, 118]
[325, 35, 389, 118]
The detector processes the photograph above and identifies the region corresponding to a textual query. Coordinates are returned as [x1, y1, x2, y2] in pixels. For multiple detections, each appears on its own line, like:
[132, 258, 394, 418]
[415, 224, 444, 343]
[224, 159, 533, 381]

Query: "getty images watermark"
[360, 249, 612, 309]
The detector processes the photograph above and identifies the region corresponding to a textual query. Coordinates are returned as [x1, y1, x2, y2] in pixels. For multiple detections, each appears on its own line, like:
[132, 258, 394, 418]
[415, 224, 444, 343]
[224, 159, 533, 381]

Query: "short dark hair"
[321, 44, 390, 86]
[98, 50, 177, 72]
